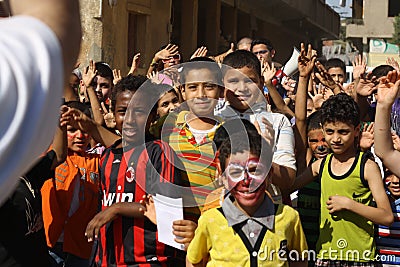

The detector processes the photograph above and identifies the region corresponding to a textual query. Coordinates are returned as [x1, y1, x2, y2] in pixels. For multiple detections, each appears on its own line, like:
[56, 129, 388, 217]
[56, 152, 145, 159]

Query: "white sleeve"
[0, 16, 63, 204]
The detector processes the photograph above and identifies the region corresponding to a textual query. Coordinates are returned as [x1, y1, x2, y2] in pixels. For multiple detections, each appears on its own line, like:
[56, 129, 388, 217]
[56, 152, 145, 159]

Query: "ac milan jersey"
[97, 138, 186, 266]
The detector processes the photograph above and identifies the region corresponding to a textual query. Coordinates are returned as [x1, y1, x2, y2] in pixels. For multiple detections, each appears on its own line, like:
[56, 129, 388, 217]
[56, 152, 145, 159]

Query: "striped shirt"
[96, 138, 185, 267]
[160, 111, 221, 212]
[376, 197, 400, 265]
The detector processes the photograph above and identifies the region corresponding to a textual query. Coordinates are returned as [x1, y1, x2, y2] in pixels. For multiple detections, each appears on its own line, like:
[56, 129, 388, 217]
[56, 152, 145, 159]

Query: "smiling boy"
[159, 58, 224, 213]
[217, 50, 296, 196]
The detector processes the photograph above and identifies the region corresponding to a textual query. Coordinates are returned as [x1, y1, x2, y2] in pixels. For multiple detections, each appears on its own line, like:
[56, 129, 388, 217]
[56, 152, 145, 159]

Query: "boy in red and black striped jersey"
[83, 75, 197, 267]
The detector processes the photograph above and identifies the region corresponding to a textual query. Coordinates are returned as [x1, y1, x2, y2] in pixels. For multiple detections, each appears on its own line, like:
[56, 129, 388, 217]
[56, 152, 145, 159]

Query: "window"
[389, 0, 400, 17]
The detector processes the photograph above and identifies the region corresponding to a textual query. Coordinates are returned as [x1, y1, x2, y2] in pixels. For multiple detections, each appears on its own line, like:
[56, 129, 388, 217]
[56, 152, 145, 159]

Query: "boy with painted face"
[187, 131, 308, 267]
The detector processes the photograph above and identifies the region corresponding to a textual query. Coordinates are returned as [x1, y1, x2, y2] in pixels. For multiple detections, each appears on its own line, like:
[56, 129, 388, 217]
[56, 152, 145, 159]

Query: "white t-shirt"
[0, 16, 63, 204]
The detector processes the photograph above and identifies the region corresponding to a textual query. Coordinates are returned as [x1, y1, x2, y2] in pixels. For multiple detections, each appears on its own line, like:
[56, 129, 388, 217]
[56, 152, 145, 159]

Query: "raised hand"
[298, 43, 316, 78]
[128, 53, 141, 75]
[112, 69, 121, 85]
[376, 70, 400, 106]
[352, 54, 367, 80]
[101, 101, 116, 129]
[147, 71, 163, 84]
[359, 122, 374, 151]
[190, 46, 208, 60]
[82, 59, 97, 87]
[254, 117, 275, 147]
[155, 44, 179, 61]
[355, 72, 377, 97]
[387, 57, 400, 72]
[315, 61, 338, 90]
[308, 83, 325, 110]
[261, 59, 276, 86]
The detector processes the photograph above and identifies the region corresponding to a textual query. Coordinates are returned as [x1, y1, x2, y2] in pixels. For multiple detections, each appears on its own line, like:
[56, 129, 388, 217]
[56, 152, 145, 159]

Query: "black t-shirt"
[0, 150, 56, 267]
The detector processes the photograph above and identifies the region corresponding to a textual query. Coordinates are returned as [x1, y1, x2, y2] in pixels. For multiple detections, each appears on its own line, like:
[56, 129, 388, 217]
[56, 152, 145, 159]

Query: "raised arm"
[294, 43, 316, 172]
[374, 70, 400, 176]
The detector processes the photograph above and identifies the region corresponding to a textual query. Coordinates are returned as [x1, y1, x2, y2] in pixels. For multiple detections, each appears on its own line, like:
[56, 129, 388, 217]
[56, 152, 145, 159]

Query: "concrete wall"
[347, 0, 394, 43]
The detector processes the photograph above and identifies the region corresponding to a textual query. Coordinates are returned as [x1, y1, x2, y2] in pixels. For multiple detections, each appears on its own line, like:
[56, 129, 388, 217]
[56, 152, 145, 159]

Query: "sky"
[326, 0, 352, 18]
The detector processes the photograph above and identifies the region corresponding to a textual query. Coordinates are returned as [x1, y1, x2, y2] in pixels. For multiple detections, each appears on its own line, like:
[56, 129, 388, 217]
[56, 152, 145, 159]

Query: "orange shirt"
[41, 152, 100, 259]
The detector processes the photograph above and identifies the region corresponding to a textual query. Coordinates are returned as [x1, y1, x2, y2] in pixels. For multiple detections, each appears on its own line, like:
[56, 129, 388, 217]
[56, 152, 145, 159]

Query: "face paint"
[225, 158, 269, 193]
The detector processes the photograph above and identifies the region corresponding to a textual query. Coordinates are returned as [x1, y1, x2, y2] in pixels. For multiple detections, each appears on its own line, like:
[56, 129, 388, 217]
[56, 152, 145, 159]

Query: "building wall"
[346, 0, 394, 43]
[77, 0, 339, 72]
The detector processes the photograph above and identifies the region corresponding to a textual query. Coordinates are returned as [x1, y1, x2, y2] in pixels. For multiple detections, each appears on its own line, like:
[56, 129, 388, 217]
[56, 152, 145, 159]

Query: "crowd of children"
[4, 32, 400, 267]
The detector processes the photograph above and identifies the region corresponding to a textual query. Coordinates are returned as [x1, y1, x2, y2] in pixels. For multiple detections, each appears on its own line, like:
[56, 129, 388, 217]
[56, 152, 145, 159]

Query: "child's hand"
[326, 195, 352, 214]
[59, 105, 69, 128]
[376, 70, 400, 106]
[128, 53, 141, 75]
[155, 44, 179, 61]
[172, 219, 197, 251]
[392, 132, 400, 151]
[139, 194, 157, 225]
[190, 46, 208, 60]
[63, 107, 94, 132]
[101, 102, 116, 129]
[261, 59, 276, 86]
[85, 206, 118, 242]
[359, 122, 374, 151]
[298, 43, 316, 78]
[355, 72, 377, 97]
[254, 117, 275, 147]
[352, 54, 367, 80]
[113, 69, 122, 85]
[83, 59, 97, 87]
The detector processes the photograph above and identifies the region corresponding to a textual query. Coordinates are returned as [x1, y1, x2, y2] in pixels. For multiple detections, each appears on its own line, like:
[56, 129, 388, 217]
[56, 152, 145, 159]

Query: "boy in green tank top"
[295, 93, 393, 266]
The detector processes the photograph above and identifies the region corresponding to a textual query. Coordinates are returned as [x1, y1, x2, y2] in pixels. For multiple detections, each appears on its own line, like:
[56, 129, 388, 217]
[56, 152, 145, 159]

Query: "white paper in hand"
[153, 194, 185, 250]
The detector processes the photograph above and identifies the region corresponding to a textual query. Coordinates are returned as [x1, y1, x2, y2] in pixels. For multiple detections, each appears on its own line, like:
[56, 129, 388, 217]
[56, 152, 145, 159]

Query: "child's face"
[386, 173, 400, 199]
[223, 66, 263, 112]
[323, 121, 359, 155]
[308, 128, 329, 159]
[181, 68, 221, 117]
[67, 125, 90, 153]
[92, 75, 113, 102]
[328, 67, 345, 85]
[157, 91, 180, 117]
[114, 90, 154, 145]
[225, 151, 270, 214]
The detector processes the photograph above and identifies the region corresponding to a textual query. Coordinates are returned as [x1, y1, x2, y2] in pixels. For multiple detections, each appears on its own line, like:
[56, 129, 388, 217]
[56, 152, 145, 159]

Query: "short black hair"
[325, 58, 346, 78]
[250, 38, 274, 52]
[321, 93, 360, 128]
[111, 75, 159, 115]
[218, 131, 263, 171]
[180, 57, 222, 85]
[306, 109, 322, 133]
[95, 62, 113, 79]
[214, 119, 258, 150]
[65, 101, 92, 118]
[372, 64, 395, 79]
[222, 50, 262, 80]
